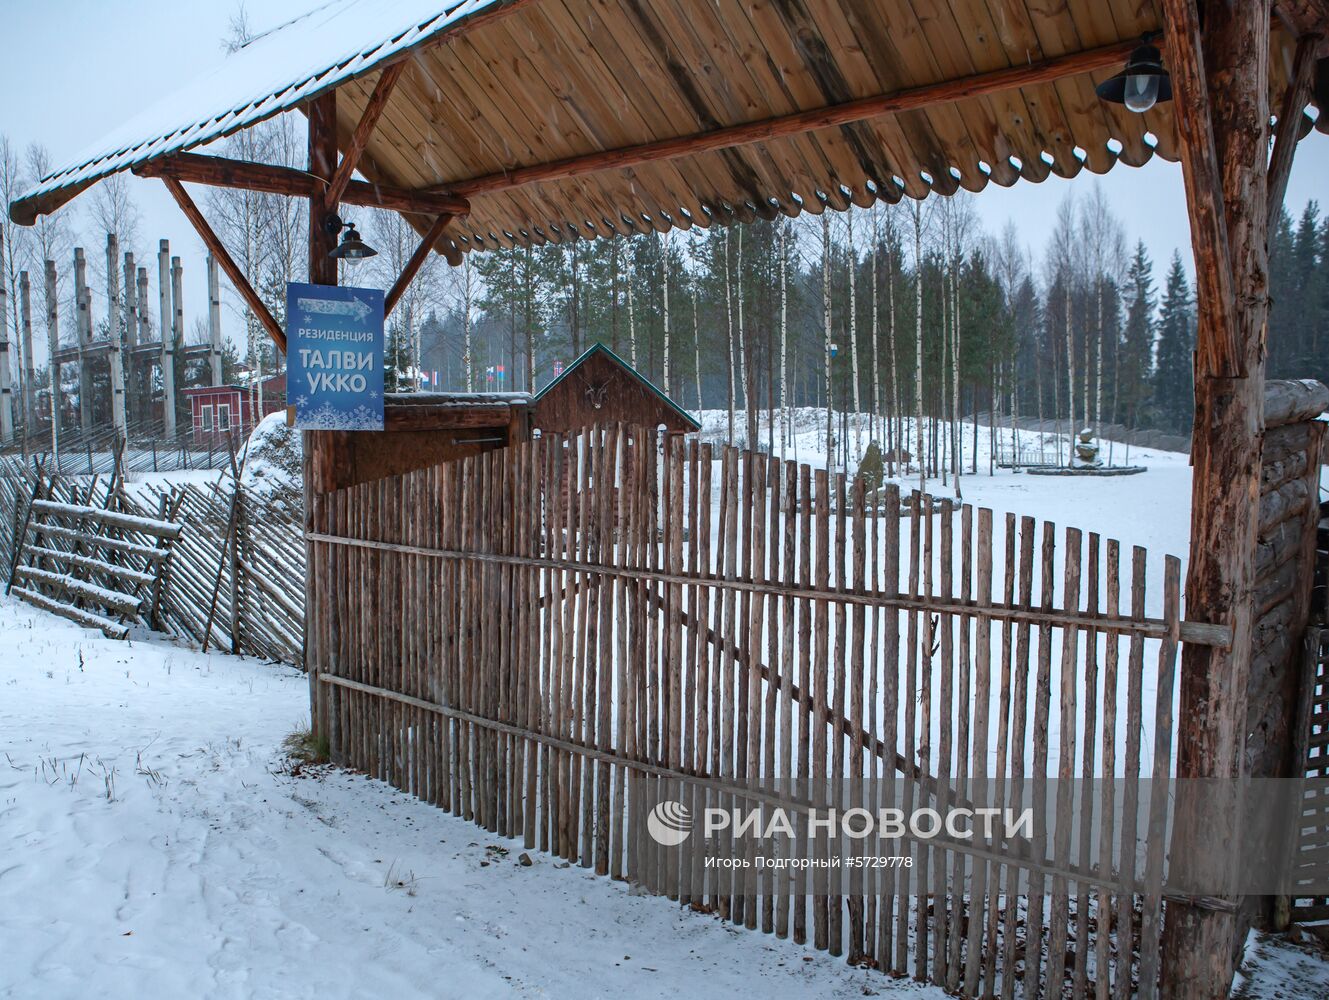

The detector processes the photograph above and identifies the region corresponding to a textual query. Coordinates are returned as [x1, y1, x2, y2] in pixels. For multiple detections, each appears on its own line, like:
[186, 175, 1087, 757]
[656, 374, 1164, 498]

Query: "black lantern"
[325, 214, 377, 260]
[1096, 42, 1172, 114]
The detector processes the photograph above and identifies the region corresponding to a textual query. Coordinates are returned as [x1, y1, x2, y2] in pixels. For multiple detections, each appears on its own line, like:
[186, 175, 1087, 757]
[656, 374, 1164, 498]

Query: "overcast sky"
[3, 0, 1327, 340]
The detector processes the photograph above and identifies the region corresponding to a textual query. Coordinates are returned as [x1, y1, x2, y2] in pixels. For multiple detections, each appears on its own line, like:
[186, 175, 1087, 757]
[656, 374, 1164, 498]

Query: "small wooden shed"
[531, 343, 699, 437]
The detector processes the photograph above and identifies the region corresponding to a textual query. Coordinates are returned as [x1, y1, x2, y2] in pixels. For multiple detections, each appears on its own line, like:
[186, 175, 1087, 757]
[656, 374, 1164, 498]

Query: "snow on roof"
[12, 0, 502, 215]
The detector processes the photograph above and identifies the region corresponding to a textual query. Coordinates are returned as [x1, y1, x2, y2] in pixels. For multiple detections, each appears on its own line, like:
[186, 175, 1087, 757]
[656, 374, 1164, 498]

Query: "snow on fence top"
[10, 0, 501, 220]
[30, 500, 183, 540]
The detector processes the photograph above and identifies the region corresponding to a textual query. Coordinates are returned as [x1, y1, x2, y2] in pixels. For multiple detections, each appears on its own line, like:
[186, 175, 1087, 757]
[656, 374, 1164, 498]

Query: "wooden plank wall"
[306, 425, 1206, 999]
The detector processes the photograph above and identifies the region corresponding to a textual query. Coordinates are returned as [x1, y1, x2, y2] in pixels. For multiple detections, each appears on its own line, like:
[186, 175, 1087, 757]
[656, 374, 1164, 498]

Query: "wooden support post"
[43, 259, 60, 463]
[305, 89, 338, 743]
[0, 227, 13, 443]
[136, 266, 150, 424]
[385, 214, 453, 317]
[1160, 1, 1273, 996]
[122, 253, 137, 425]
[123, 253, 137, 347]
[74, 247, 93, 434]
[207, 254, 223, 386]
[157, 240, 176, 438]
[20, 270, 35, 434]
[169, 255, 183, 438]
[308, 94, 339, 288]
[1267, 32, 1320, 227]
[106, 233, 126, 441]
[1161, 0, 1241, 379]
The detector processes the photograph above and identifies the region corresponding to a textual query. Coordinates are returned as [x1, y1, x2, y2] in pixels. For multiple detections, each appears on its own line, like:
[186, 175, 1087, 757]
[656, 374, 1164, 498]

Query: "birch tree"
[660, 231, 671, 394]
[911, 199, 926, 492]
[1079, 183, 1128, 437]
[846, 207, 861, 456]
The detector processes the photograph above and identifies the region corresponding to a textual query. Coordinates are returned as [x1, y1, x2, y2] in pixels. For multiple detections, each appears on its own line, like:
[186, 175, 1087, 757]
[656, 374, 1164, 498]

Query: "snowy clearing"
[0, 595, 944, 999]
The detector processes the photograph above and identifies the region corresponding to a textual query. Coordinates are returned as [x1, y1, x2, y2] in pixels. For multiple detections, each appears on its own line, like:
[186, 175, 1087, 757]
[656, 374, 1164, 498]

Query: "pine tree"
[1151, 251, 1194, 433]
[1119, 241, 1155, 428]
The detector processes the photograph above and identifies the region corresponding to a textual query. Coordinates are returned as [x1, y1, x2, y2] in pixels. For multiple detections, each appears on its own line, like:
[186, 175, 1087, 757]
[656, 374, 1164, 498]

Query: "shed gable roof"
[535, 342, 700, 431]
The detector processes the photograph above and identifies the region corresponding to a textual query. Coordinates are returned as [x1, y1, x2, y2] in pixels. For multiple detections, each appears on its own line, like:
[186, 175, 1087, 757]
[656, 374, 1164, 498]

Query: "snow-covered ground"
[5, 408, 1327, 997]
[4, 598, 1326, 997]
[0, 597, 945, 999]
[700, 408, 1196, 571]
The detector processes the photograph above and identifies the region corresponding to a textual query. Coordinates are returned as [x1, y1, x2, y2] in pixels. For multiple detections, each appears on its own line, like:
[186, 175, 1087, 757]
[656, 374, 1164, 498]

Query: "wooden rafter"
[1160, 0, 1241, 377]
[1268, 32, 1322, 226]
[135, 153, 469, 217]
[1275, 1, 1329, 51]
[327, 62, 407, 208]
[159, 176, 287, 354]
[386, 215, 454, 317]
[443, 37, 1141, 201]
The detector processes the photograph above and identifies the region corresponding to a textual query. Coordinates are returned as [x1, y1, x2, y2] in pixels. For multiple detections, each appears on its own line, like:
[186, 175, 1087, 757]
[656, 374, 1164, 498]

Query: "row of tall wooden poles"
[0, 224, 226, 456]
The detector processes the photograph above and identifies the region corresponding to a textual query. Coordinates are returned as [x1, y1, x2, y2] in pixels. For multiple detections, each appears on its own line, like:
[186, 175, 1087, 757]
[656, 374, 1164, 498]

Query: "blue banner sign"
[287, 282, 385, 431]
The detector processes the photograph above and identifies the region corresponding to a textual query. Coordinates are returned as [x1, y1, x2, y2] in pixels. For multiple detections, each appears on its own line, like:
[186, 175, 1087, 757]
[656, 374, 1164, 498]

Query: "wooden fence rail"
[0, 456, 303, 662]
[305, 426, 1214, 999]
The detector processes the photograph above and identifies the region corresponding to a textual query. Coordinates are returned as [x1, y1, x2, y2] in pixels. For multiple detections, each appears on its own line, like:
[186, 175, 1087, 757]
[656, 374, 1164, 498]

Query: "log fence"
[0, 455, 303, 662]
[304, 425, 1233, 998]
[2, 402, 1324, 996]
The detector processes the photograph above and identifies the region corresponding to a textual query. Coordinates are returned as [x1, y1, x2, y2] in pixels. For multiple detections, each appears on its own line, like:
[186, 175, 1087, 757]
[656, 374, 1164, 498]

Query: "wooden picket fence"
[305, 425, 1231, 999]
[0, 456, 304, 662]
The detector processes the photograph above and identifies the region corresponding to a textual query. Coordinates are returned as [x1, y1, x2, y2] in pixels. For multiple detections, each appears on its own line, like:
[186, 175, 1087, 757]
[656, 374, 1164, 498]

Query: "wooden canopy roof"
[10, 0, 1324, 259]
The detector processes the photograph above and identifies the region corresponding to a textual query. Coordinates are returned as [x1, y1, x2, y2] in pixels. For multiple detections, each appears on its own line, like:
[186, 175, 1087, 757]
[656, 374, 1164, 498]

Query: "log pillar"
[1160, 0, 1272, 995]
[169, 255, 184, 437]
[0, 227, 12, 444]
[20, 270, 36, 436]
[305, 89, 338, 741]
[207, 254, 224, 386]
[44, 260, 61, 461]
[106, 233, 127, 442]
[158, 240, 176, 439]
[136, 266, 150, 424]
[74, 247, 93, 434]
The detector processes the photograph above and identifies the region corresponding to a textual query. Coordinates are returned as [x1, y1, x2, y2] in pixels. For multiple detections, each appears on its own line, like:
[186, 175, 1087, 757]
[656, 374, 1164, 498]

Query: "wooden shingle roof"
[10, 0, 1322, 256]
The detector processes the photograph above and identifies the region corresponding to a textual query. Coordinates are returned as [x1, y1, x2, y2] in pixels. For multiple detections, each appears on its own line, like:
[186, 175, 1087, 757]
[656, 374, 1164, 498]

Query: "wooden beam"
[383, 401, 513, 432]
[444, 38, 1141, 200]
[385, 215, 453, 317]
[1275, 2, 1329, 52]
[326, 62, 407, 208]
[1160, 0, 1242, 378]
[134, 152, 470, 217]
[159, 176, 287, 354]
[1267, 32, 1321, 227]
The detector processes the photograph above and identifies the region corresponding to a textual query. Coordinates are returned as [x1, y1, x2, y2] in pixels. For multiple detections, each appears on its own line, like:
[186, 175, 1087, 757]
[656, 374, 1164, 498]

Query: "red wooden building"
[183, 372, 286, 446]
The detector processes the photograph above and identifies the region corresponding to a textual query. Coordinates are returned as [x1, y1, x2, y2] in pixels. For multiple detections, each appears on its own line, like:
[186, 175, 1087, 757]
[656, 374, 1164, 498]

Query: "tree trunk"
[1064, 278, 1075, 463]
[848, 208, 861, 459]
[823, 213, 834, 468]
[723, 228, 734, 444]
[661, 233, 671, 395]
[912, 202, 925, 494]
[779, 223, 789, 456]
[463, 255, 473, 392]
